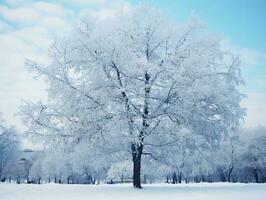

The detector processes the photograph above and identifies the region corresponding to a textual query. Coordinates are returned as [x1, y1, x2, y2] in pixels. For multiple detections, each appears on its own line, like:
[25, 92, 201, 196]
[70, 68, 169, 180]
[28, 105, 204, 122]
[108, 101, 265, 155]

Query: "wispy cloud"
[221, 39, 266, 67]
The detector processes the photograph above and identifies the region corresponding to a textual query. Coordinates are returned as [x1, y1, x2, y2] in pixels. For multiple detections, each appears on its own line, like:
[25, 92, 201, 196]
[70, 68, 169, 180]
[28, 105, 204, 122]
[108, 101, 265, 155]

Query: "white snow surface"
[0, 183, 266, 200]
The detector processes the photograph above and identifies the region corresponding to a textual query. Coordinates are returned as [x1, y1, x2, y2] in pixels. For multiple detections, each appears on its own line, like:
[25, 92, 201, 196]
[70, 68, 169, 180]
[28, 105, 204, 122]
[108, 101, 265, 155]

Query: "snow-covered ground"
[0, 183, 266, 200]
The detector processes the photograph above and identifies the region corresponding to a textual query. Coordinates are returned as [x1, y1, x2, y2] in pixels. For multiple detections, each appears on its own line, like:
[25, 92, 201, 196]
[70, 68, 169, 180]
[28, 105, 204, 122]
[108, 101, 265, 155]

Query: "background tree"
[238, 128, 266, 183]
[0, 114, 21, 181]
[29, 157, 43, 184]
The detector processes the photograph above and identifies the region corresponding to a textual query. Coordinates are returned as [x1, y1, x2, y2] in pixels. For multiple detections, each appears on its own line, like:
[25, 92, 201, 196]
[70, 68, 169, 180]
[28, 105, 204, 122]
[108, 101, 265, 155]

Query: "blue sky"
[0, 0, 266, 132]
[139, 0, 266, 51]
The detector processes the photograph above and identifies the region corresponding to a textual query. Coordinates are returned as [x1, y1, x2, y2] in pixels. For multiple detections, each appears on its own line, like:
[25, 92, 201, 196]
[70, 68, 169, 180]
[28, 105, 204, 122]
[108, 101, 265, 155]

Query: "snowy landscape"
[0, 0, 266, 199]
[1, 183, 266, 200]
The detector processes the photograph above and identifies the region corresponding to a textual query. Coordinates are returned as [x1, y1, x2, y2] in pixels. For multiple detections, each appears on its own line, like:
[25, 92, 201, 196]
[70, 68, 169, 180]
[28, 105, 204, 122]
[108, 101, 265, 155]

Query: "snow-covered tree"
[29, 157, 43, 184]
[213, 133, 240, 182]
[107, 160, 132, 183]
[70, 140, 112, 184]
[238, 128, 266, 183]
[20, 5, 245, 188]
[41, 148, 73, 184]
[0, 114, 21, 181]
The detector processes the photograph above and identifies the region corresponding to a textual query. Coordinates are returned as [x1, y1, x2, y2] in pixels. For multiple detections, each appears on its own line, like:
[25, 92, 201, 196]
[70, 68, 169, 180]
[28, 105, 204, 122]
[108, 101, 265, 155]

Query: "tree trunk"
[131, 71, 149, 189]
[133, 154, 141, 188]
[16, 176, 20, 184]
[254, 168, 259, 183]
[143, 174, 147, 184]
[227, 167, 233, 182]
[201, 175, 205, 182]
[178, 172, 182, 183]
[132, 143, 143, 188]
[172, 172, 177, 184]
[166, 175, 169, 183]
[218, 168, 226, 182]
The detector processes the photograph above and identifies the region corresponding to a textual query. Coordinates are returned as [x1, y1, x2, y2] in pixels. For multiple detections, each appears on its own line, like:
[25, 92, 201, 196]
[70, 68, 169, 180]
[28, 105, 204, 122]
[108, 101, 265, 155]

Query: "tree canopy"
[20, 5, 245, 188]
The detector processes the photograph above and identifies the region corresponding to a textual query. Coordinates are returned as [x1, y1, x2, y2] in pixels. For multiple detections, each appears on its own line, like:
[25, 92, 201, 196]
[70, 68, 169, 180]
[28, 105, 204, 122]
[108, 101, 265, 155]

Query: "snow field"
[0, 183, 266, 200]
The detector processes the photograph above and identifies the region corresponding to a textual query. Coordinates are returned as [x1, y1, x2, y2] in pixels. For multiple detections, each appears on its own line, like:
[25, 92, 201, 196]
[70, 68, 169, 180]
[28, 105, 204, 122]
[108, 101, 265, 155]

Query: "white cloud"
[4, 0, 32, 7]
[254, 78, 266, 87]
[71, 0, 107, 5]
[40, 16, 68, 30]
[0, 2, 66, 26]
[78, 0, 132, 22]
[238, 48, 266, 67]
[241, 92, 266, 128]
[221, 39, 266, 67]
[0, 5, 40, 25]
[33, 2, 64, 14]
